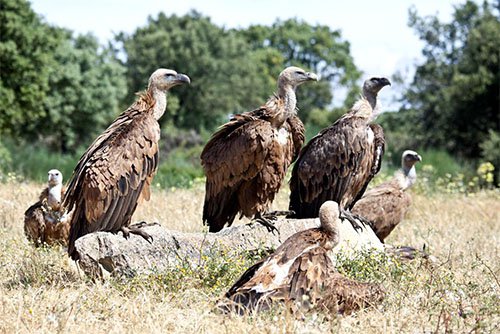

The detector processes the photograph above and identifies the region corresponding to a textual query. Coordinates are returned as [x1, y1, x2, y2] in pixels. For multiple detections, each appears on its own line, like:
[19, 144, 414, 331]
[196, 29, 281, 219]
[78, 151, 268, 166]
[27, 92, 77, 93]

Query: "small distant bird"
[353, 150, 422, 242]
[63, 68, 190, 260]
[289, 77, 391, 227]
[221, 201, 384, 316]
[201, 66, 318, 232]
[24, 169, 70, 246]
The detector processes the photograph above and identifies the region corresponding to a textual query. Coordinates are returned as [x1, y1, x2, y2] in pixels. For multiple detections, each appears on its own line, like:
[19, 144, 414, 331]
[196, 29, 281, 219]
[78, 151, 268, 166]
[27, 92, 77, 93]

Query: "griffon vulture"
[63, 68, 190, 260]
[24, 169, 70, 246]
[353, 150, 422, 242]
[201, 66, 318, 232]
[289, 77, 391, 225]
[220, 201, 384, 315]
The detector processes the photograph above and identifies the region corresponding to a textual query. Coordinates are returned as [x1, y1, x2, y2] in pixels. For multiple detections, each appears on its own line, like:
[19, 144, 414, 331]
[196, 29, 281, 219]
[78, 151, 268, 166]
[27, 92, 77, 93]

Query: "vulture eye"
[164, 73, 175, 78]
[295, 71, 305, 75]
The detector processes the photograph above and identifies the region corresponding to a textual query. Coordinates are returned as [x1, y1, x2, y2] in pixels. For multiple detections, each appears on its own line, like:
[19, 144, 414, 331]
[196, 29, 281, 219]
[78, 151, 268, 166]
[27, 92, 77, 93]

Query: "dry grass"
[0, 179, 499, 333]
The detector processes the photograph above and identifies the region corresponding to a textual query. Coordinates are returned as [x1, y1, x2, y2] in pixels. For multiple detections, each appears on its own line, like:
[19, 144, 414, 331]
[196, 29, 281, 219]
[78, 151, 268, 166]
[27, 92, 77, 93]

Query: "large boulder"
[75, 218, 384, 279]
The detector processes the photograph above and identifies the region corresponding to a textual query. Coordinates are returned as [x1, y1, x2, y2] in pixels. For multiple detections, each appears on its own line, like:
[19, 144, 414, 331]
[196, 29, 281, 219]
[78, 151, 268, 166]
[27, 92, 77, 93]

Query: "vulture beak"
[380, 77, 391, 86]
[306, 72, 319, 81]
[175, 73, 191, 85]
[416, 154, 422, 162]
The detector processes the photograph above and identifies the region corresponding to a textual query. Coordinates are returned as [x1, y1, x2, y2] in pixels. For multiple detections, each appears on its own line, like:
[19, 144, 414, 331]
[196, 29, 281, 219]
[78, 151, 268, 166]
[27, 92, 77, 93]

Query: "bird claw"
[340, 210, 368, 233]
[251, 217, 280, 235]
[120, 224, 154, 243]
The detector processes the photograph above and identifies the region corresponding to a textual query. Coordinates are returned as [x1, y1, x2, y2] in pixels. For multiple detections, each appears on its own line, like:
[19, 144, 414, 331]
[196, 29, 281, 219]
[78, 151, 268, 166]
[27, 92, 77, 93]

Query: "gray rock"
[75, 218, 384, 279]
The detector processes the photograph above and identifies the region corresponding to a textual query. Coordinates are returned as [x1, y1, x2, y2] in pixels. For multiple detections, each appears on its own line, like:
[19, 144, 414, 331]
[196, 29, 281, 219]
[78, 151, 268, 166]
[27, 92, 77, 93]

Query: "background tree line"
[0, 0, 498, 185]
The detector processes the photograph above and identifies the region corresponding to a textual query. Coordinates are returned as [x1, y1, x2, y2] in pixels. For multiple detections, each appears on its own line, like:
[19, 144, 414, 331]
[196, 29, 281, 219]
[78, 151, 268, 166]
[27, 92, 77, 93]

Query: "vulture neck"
[362, 88, 380, 120]
[277, 84, 297, 122]
[47, 183, 62, 209]
[398, 164, 417, 190]
[150, 87, 167, 120]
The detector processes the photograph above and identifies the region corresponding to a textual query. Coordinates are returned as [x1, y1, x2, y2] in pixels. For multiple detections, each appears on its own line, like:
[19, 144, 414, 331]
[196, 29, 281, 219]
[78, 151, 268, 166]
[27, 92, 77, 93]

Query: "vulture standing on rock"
[201, 66, 318, 232]
[220, 201, 384, 316]
[289, 77, 391, 225]
[63, 68, 190, 260]
[24, 169, 70, 246]
[353, 150, 422, 242]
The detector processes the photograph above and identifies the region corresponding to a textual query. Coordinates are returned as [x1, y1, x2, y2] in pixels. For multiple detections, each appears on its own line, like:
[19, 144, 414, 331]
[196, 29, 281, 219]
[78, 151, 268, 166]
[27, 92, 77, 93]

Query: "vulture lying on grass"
[201, 66, 318, 232]
[220, 201, 384, 316]
[353, 150, 422, 242]
[63, 68, 190, 260]
[289, 77, 390, 228]
[24, 169, 70, 246]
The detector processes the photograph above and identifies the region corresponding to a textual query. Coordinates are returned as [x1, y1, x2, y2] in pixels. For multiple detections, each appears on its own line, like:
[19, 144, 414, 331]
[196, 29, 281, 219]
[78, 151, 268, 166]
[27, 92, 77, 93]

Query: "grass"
[0, 178, 499, 333]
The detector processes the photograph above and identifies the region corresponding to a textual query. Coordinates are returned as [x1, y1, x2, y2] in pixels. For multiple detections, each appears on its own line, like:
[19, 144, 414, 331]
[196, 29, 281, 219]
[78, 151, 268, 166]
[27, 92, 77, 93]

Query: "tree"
[117, 11, 277, 132]
[401, 1, 500, 159]
[0, 0, 64, 136]
[238, 19, 362, 123]
[41, 34, 127, 152]
[0, 0, 127, 152]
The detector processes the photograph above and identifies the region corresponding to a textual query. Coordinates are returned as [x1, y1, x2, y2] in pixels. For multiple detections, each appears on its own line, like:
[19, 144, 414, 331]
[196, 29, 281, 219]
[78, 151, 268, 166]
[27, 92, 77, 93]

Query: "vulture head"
[47, 169, 63, 187]
[402, 150, 422, 169]
[148, 68, 191, 92]
[278, 66, 318, 90]
[318, 200, 341, 240]
[363, 77, 391, 96]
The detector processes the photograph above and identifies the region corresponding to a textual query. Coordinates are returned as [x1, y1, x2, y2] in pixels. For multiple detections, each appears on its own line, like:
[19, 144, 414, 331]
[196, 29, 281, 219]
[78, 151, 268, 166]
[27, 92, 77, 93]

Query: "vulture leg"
[120, 225, 154, 243]
[251, 212, 280, 235]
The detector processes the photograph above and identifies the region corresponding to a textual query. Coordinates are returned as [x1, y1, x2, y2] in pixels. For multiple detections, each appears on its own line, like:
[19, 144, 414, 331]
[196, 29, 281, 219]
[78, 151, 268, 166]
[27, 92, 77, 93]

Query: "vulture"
[201, 66, 318, 232]
[63, 68, 190, 260]
[289, 77, 391, 224]
[220, 201, 384, 316]
[353, 150, 422, 242]
[24, 169, 70, 246]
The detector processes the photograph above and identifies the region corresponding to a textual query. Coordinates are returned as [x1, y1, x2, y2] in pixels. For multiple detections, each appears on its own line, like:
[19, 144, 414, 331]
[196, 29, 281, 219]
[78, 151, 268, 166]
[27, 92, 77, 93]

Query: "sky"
[29, 0, 463, 109]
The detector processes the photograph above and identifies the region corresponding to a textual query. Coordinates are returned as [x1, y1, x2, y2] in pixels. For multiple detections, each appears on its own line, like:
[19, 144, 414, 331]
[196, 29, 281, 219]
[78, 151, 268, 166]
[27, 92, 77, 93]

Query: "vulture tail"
[203, 188, 239, 233]
[67, 203, 87, 261]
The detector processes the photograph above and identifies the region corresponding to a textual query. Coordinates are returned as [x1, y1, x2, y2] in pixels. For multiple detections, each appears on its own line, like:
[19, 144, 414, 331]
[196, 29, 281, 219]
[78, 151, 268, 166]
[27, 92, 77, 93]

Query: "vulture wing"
[201, 112, 275, 231]
[286, 114, 305, 161]
[64, 104, 159, 259]
[352, 179, 411, 242]
[223, 228, 328, 312]
[289, 117, 384, 218]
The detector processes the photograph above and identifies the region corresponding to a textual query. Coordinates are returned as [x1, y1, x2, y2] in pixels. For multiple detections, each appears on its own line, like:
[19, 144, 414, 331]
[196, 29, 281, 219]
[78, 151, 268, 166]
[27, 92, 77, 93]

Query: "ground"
[0, 179, 498, 333]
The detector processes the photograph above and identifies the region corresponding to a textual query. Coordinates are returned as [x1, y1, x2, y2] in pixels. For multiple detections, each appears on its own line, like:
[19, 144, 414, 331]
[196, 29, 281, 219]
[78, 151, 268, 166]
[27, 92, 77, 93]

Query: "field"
[0, 179, 499, 333]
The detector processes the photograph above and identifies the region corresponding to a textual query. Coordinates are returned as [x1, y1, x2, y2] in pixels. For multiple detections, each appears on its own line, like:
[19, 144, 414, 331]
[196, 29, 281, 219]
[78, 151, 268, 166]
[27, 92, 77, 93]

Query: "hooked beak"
[306, 72, 319, 81]
[380, 77, 391, 86]
[175, 73, 191, 85]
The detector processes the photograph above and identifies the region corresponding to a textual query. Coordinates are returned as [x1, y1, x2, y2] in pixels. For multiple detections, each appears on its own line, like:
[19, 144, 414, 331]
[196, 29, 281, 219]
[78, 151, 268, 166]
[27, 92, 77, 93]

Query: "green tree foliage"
[117, 11, 279, 131]
[239, 19, 362, 123]
[0, 0, 127, 152]
[401, 1, 500, 159]
[0, 0, 64, 136]
[42, 35, 127, 152]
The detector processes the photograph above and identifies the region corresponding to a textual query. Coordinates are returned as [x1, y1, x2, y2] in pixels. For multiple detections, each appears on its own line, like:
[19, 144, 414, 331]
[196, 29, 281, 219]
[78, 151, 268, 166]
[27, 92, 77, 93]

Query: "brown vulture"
[220, 201, 384, 316]
[353, 150, 422, 242]
[24, 169, 70, 246]
[63, 68, 190, 260]
[201, 66, 318, 232]
[288, 77, 391, 226]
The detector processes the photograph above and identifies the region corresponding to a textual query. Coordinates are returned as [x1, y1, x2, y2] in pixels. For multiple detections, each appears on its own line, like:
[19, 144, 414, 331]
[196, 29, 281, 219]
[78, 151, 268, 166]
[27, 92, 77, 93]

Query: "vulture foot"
[340, 210, 370, 233]
[251, 213, 280, 235]
[120, 225, 154, 243]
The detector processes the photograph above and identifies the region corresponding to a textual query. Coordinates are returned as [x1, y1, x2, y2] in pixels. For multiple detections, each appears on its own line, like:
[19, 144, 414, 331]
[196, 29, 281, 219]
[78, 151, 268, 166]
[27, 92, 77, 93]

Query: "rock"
[75, 217, 384, 279]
